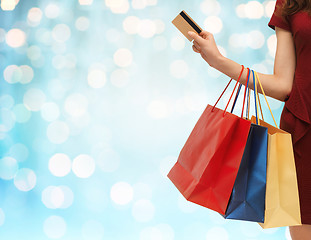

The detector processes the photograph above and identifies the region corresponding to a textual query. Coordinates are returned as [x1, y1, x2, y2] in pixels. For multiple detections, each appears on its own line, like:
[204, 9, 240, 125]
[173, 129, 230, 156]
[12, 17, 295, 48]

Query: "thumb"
[188, 31, 205, 44]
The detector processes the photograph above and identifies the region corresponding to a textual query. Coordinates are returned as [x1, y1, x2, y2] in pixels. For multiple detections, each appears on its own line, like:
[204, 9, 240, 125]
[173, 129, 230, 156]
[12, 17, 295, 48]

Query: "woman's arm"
[188, 27, 296, 102]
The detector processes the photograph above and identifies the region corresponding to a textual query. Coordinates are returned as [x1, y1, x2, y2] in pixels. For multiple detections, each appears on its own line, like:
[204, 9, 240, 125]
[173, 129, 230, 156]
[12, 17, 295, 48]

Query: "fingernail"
[188, 31, 193, 35]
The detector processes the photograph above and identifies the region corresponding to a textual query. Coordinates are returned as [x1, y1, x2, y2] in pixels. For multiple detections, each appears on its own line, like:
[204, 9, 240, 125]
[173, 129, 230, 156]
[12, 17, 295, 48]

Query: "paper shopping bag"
[168, 66, 252, 214]
[224, 69, 268, 223]
[251, 71, 301, 228]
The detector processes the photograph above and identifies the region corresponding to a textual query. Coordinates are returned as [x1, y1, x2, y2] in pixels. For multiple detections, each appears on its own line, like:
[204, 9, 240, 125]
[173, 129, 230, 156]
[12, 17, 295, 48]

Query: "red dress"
[269, 0, 311, 225]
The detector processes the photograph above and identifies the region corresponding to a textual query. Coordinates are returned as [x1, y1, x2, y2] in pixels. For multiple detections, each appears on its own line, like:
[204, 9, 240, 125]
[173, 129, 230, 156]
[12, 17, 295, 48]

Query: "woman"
[187, 0, 311, 239]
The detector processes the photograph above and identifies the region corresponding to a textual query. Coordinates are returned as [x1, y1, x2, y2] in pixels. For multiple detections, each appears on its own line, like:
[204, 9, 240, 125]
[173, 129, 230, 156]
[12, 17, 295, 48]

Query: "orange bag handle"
[254, 71, 278, 128]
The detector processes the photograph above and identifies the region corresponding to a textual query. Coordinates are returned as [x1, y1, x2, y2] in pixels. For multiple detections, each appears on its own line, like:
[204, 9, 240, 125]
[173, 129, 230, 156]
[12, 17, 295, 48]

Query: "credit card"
[172, 10, 202, 41]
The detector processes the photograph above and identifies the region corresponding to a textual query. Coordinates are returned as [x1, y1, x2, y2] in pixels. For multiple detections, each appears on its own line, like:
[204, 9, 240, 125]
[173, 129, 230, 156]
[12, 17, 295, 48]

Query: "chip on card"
[172, 10, 202, 41]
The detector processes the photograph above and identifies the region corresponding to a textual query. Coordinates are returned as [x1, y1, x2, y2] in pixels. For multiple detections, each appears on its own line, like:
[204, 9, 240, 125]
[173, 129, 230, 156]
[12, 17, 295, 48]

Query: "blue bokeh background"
[0, 0, 289, 239]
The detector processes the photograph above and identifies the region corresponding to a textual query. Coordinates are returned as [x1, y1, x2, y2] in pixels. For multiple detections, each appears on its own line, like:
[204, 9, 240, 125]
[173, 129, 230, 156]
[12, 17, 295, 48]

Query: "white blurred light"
[236, 4, 246, 18]
[23, 88, 46, 111]
[110, 182, 133, 205]
[27, 8, 43, 26]
[170, 36, 185, 51]
[200, 0, 221, 16]
[12, 104, 31, 123]
[79, 0, 93, 5]
[0, 157, 18, 180]
[5, 28, 26, 48]
[203, 16, 223, 34]
[138, 19, 156, 38]
[147, 100, 170, 119]
[110, 69, 129, 87]
[27, 45, 41, 60]
[267, 34, 277, 57]
[75, 16, 90, 31]
[19, 65, 34, 84]
[47, 121, 70, 144]
[82, 220, 104, 240]
[105, 0, 129, 14]
[132, 0, 146, 9]
[42, 185, 74, 209]
[9, 143, 29, 162]
[1, 0, 18, 11]
[43, 216, 67, 239]
[0, 209, 4, 226]
[265, 1, 276, 17]
[59, 186, 74, 208]
[41, 102, 60, 122]
[3, 65, 22, 84]
[45, 3, 60, 18]
[247, 30, 265, 49]
[65, 93, 88, 117]
[88, 69, 107, 88]
[132, 199, 155, 222]
[123, 16, 140, 34]
[52, 24, 71, 43]
[245, 1, 264, 19]
[72, 154, 95, 178]
[206, 227, 229, 240]
[154, 19, 165, 34]
[14, 168, 36, 191]
[146, 0, 157, 5]
[170, 60, 188, 79]
[49, 153, 71, 177]
[113, 48, 133, 67]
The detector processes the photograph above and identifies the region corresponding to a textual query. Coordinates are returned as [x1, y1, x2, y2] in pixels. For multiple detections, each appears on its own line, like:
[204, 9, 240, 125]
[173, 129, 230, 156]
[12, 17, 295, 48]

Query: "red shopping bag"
[168, 66, 252, 214]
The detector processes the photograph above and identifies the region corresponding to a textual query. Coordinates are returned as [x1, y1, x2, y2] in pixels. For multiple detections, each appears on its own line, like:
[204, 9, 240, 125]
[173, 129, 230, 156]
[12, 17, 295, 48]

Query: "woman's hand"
[188, 31, 224, 68]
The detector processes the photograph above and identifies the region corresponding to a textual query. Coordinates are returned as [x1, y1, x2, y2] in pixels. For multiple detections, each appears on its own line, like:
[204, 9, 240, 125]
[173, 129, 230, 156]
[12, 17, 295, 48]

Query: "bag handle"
[228, 67, 251, 118]
[252, 70, 259, 124]
[254, 71, 278, 127]
[212, 65, 245, 116]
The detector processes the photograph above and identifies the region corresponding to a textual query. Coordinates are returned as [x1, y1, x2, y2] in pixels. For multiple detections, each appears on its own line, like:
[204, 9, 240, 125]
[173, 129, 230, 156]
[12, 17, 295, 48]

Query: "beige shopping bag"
[251, 71, 301, 228]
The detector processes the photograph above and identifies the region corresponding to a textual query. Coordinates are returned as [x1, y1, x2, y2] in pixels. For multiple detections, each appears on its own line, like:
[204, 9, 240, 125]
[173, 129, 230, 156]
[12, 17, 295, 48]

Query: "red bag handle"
[212, 65, 245, 117]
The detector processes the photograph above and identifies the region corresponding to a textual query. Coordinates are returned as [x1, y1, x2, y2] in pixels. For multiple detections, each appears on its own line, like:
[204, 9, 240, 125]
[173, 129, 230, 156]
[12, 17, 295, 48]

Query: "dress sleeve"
[268, 0, 291, 31]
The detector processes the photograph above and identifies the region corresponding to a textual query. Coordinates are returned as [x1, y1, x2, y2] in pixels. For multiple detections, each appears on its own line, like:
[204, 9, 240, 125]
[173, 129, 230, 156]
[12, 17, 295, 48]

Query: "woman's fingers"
[192, 45, 200, 53]
[193, 40, 201, 51]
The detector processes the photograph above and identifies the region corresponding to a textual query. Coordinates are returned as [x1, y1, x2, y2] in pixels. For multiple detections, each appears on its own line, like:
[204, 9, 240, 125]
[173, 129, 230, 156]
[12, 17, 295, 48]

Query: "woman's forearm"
[213, 55, 291, 102]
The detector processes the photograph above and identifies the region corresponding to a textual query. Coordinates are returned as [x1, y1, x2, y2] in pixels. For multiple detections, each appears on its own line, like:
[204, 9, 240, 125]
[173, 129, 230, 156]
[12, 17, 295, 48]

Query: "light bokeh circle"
[110, 182, 133, 205]
[72, 154, 95, 178]
[14, 168, 37, 191]
[43, 215, 67, 239]
[49, 153, 71, 177]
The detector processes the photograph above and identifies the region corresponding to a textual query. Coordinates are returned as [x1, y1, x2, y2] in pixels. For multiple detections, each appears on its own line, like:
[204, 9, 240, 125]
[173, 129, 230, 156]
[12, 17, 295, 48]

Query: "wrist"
[211, 54, 226, 70]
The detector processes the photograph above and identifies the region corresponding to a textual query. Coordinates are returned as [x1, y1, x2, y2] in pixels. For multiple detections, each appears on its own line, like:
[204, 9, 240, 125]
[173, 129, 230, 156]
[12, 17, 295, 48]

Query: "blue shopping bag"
[223, 70, 268, 223]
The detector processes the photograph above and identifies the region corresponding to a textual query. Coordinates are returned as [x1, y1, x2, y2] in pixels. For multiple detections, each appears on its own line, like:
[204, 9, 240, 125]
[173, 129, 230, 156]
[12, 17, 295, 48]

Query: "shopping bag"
[167, 65, 251, 214]
[224, 69, 268, 223]
[251, 71, 301, 228]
